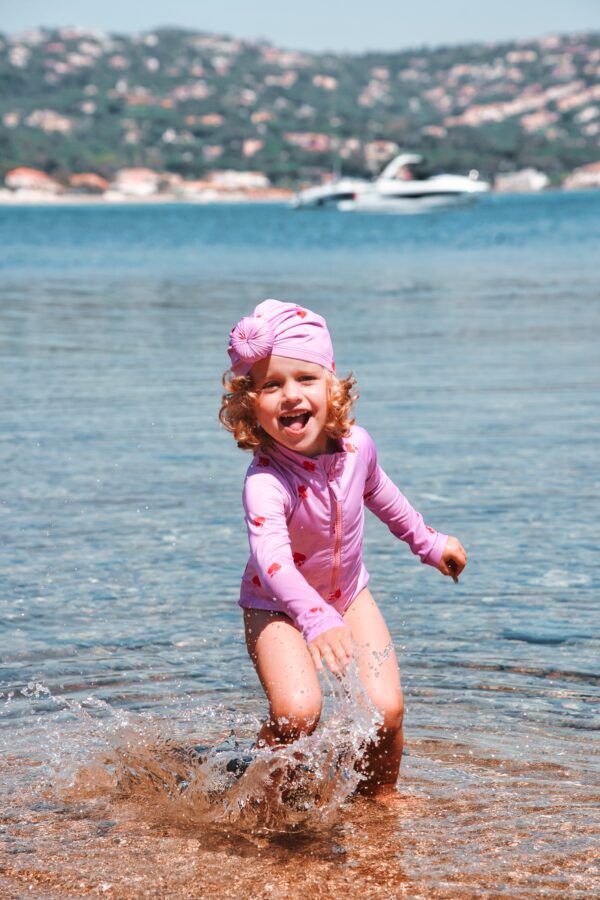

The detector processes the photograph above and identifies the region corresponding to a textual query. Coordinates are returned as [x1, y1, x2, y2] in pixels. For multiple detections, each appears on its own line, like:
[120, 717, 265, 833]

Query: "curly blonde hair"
[219, 368, 358, 451]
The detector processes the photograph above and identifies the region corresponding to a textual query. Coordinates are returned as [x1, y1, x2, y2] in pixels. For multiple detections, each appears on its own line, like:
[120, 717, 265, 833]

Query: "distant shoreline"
[0, 191, 293, 206]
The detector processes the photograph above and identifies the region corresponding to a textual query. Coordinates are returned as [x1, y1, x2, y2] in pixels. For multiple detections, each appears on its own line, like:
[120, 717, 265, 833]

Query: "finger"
[340, 634, 355, 660]
[448, 548, 467, 567]
[342, 637, 354, 662]
[446, 559, 460, 583]
[332, 639, 351, 670]
[322, 646, 339, 674]
[309, 645, 323, 672]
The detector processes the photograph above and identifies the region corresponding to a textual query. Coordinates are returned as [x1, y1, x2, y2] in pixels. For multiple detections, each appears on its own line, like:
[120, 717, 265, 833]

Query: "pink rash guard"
[239, 424, 448, 644]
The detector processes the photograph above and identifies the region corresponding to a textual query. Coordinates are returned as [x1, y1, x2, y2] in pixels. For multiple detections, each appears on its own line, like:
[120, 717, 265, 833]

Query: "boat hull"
[337, 192, 478, 213]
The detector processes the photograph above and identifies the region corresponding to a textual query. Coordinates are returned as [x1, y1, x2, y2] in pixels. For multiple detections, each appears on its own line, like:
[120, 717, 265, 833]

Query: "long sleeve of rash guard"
[363, 436, 447, 567]
[243, 470, 346, 643]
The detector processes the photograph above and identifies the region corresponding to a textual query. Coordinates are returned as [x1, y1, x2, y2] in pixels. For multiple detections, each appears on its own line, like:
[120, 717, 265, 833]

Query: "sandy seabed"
[1, 734, 597, 900]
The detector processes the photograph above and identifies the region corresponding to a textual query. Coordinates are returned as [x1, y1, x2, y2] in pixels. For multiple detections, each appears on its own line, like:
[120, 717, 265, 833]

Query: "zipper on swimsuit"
[328, 467, 342, 600]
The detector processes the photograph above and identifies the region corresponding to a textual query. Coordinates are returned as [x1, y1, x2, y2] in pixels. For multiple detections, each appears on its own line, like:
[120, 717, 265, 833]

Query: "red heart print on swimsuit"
[295, 308, 307, 318]
[302, 460, 316, 472]
[252, 575, 261, 586]
[267, 562, 281, 577]
[328, 587, 341, 601]
[345, 442, 357, 453]
[298, 485, 308, 499]
[309, 606, 325, 614]
[426, 526, 435, 534]
[253, 516, 266, 527]
[293, 552, 306, 567]
[257, 456, 270, 467]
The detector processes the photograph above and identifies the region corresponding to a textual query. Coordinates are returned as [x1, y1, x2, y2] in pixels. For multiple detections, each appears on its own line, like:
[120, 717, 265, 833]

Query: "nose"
[281, 377, 302, 404]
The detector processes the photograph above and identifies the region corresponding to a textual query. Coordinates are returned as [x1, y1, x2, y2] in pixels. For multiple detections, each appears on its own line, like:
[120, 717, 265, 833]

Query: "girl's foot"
[356, 785, 424, 810]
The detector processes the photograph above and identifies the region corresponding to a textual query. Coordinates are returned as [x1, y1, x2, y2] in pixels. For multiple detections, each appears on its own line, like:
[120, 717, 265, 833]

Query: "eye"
[298, 375, 316, 383]
[260, 381, 279, 391]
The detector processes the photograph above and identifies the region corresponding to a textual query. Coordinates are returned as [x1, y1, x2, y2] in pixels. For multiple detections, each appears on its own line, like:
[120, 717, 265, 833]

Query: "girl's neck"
[263, 435, 342, 459]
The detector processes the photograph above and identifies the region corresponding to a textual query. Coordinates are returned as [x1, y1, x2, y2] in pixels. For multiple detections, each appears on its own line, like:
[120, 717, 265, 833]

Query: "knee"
[372, 692, 404, 734]
[270, 691, 322, 742]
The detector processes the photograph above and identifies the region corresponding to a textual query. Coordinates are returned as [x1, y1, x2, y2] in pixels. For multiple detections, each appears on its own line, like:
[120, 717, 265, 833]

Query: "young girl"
[219, 299, 467, 798]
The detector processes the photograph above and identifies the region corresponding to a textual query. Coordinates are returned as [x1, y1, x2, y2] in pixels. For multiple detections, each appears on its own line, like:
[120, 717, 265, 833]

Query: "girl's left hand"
[439, 536, 467, 581]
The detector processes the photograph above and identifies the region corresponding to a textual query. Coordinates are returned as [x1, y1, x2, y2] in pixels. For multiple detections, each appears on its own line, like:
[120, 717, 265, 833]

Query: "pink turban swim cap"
[228, 299, 335, 375]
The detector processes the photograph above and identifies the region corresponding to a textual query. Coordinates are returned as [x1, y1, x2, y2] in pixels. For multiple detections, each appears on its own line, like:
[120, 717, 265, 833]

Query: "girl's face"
[251, 355, 330, 456]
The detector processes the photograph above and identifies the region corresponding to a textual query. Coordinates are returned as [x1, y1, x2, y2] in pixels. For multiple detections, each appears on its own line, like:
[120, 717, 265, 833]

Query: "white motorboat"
[293, 153, 490, 212]
[291, 174, 371, 208]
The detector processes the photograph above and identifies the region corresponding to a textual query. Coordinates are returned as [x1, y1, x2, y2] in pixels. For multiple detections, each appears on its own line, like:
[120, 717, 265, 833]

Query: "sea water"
[1, 193, 599, 897]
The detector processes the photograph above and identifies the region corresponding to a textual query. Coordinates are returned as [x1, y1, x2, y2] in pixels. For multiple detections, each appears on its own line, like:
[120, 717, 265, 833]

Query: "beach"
[1, 193, 599, 897]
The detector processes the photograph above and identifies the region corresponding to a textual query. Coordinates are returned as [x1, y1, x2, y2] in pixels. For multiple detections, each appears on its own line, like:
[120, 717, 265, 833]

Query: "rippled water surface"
[1, 194, 599, 897]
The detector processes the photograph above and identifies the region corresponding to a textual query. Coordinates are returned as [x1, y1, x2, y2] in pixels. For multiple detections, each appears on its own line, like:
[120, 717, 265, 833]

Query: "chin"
[286, 432, 326, 456]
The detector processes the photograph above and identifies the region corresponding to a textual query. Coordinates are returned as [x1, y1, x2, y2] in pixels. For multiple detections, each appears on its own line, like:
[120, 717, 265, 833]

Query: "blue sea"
[1, 193, 599, 897]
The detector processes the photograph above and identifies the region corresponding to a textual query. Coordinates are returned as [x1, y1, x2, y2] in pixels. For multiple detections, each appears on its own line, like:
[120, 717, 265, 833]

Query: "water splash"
[4, 660, 380, 836]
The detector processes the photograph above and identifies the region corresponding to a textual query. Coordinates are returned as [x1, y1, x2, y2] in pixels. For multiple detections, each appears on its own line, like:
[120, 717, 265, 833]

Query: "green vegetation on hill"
[1, 26, 599, 184]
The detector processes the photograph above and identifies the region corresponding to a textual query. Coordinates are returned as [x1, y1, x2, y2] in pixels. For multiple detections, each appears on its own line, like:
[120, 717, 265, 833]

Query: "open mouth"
[279, 411, 311, 433]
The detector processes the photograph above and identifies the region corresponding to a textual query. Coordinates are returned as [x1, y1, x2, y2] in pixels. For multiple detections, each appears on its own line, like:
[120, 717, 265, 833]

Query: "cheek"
[315, 387, 329, 417]
[255, 398, 276, 425]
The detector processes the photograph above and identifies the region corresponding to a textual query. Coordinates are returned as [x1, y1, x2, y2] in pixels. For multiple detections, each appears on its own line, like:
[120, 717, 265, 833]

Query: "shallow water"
[1, 194, 599, 897]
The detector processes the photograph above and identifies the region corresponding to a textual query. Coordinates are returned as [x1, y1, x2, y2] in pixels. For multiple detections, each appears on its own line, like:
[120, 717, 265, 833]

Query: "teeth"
[280, 412, 310, 427]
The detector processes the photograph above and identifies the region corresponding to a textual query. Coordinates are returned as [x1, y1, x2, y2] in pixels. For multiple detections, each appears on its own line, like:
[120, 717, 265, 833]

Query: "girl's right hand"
[308, 626, 354, 675]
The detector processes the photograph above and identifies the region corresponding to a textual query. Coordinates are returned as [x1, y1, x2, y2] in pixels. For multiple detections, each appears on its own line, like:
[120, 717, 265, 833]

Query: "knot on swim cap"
[228, 315, 275, 374]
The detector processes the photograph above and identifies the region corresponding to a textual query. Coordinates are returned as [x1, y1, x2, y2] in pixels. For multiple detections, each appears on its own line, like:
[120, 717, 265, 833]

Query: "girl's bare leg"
[244, 609, 323, 746]
[343, 589, 404, 796]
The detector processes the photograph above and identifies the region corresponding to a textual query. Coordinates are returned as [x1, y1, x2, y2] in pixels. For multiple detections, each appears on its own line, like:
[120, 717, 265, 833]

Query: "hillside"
[1, 26, 599, 184]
